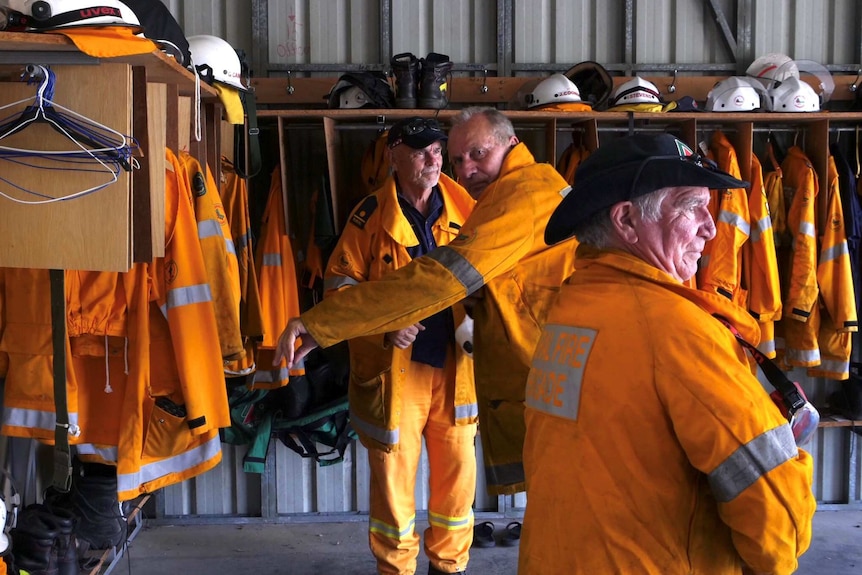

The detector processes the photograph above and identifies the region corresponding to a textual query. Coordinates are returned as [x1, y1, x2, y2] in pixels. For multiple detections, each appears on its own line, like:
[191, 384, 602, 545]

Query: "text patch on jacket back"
[525, 324, 596, 421]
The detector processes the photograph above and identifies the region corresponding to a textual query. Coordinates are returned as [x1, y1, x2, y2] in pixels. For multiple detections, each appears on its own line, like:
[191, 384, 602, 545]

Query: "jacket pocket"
[143, 396, 192, 459]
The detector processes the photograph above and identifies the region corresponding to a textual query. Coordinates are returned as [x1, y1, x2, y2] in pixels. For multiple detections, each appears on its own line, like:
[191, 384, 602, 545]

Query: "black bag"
[121, 0, 192, 69]
[327, 72, 395, 109]
[267, 342, 356, 466]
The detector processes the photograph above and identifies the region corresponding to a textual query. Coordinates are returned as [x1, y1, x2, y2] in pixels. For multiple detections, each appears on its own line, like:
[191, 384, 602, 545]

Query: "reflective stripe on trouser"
[368, 357, 477, 575]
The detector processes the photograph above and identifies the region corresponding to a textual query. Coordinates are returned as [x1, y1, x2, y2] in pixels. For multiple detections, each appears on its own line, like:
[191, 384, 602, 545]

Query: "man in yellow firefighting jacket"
[522, 133, 815, 575]
[275, 107, 578, 496]
[326, 117, 477, 575]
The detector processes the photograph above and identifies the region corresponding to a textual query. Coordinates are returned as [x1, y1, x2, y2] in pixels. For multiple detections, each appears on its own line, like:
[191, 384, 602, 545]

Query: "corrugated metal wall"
[150, 1, 862, 519]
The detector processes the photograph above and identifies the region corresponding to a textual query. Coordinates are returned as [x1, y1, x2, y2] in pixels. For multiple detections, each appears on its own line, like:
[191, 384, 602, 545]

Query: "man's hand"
[274, 317, 319, 369]
[385, 323, 425, 349]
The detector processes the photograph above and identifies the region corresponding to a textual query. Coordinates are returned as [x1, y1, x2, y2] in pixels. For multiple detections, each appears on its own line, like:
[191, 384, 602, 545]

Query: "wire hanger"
[0, 65, 138, 205]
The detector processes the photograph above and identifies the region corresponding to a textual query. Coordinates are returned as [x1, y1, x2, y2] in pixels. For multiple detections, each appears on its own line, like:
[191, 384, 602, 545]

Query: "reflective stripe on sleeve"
[324, 275, 359, 291]
[167, 283, 213, 310]
[425, 247, 484, 295]
[718, 210, 751, 236]
[262, 253, 281, 266]
[708, 424, 797, 503]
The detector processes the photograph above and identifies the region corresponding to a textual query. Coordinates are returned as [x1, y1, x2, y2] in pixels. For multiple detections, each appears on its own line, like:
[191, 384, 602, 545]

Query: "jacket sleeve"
[303, 175, 539, 347]
[657, 320, 815, 575]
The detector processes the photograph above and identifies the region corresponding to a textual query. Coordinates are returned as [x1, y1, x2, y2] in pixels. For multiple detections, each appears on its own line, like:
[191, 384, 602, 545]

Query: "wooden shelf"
[0, 30, 216, 97]
[817, 415, 862, 428]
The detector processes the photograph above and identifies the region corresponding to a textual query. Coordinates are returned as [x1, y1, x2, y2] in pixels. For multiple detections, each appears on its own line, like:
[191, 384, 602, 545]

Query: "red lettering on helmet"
[79, 7, 121, 19]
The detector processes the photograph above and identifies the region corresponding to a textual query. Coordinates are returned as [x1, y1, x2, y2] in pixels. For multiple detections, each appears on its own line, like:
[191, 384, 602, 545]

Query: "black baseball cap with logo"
[545, 133, 748, 245]
[387, 117, 448, 149]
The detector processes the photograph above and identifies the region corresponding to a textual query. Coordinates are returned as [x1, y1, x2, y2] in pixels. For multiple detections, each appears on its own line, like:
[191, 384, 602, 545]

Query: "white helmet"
[706, 76, 761, 112]
[7, 0, 141, 29]
[188, 35, 247, 91]
[610, 77, 662, 106]
[525, 73, 581, 109]
[769, 76, 820, 112]
[746, 53, 799, 88]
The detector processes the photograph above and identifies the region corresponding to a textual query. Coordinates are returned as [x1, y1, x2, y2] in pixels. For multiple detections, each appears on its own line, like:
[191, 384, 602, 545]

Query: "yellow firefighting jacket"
[301, 143, 578, 494]
[177, 152, 243, 361]
[252, 165, 304, 389]
[807, 155, 858, 379]
[520, 247, 815, 575]
[324, 174, 478, 451]
[555, 142, 590, 185]
[776, 146, 820, 367]
[699, 130, 751, 303]
[746, 154, 783, 357]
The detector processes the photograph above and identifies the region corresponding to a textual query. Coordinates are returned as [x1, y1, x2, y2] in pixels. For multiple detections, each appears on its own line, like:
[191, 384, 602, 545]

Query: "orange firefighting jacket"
[699, 130, 751, 303]
[252, 165, 304, 389]
[220, 157, 265, 377]
[177, 151, 243, 361]
[520, 247, 815, 575]
[807, 155, 858, 379]
[324, 174, 478, 451]
[301, 143, 578, 494]
[776, 146, 820, 367]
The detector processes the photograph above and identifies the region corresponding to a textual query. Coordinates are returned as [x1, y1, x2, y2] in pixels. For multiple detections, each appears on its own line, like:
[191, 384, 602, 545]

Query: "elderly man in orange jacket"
[521, 133, 816, 575]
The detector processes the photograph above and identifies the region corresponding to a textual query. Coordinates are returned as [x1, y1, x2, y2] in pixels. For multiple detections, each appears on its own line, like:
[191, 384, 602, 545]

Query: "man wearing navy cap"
[520, 133, 816, 574]
[322, 117, 478, 575]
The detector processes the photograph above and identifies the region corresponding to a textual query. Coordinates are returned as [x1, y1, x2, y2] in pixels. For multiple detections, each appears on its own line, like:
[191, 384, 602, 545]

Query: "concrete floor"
[107, 510, 862, 575]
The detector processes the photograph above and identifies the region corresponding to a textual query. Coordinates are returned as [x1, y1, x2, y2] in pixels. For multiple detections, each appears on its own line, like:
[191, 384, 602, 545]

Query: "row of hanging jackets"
[556, 131, 859, 380]
[0, 150, 304, 501]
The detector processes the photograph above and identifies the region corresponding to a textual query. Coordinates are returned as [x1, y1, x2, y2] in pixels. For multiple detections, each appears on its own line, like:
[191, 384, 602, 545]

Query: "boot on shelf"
[390, 52, 420, 108]
[418, 52, 453, 109]
[70, 470, 126, 552]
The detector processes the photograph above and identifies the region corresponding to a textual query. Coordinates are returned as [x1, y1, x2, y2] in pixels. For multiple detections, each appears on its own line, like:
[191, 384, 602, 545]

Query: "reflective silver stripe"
[117, 434, 222, 493]
[756, 338, 776, 356]
[750, 216, 772, 243]
[369, 514, 415, 539]
[234, 230, 250, 251]
[197, 219, 221, 240]
[428, 509, 473, 530]
[2, 407, 79, 432]
[799, 221, 816, 237]
[166, 283, 213, 310]
[426, 247, 484, 295]
[349, 408, 399, 445]
[814, 357, 849, 376]
[784, 347, 820, 365]
[224, 237, 237, 256]
[75, 443, 118, 463]
[324, 275, 359, 291]
[524, 324, 596, 421]
[262, 253, 281, 267]
[718, 210, 751, 236]
[455, 402, 478, 421]
[820, 241, 849, 264]
[253, 366, 291, 385]
[559, 185, 572, 199]
[708, 424, 797, 503]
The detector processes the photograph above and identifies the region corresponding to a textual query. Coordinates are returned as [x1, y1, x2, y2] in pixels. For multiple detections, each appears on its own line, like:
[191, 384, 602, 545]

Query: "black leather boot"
[39, 507, 78, 575]
[391, 52, 420, 108]
[71, 472, 126, 551]
[10, 504, 60, 575]
[418, 52, 453, 109]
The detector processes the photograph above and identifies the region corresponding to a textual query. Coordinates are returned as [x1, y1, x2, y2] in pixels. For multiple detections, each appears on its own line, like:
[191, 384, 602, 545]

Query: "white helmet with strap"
[746, 53, 799, 88]
[188, 34, 247, 91]
[525, 73, 582, 109]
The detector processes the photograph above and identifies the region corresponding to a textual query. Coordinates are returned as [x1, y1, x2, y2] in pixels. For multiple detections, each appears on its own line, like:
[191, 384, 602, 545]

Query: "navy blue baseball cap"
[545, 133, 748, 245]
[387, 117, 447, 149]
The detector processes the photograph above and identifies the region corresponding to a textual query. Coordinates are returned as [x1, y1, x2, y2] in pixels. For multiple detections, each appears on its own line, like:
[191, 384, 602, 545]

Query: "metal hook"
[286, 70, 295, 95]
[850, 68, 862, 92]
[480, 69, 489, 94]
[667, 69, 677, 94]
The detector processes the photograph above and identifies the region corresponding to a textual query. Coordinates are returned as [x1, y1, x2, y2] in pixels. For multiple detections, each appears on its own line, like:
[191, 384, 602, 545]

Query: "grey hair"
[573, 187, 673, 248]
[450, 106, 516, 144]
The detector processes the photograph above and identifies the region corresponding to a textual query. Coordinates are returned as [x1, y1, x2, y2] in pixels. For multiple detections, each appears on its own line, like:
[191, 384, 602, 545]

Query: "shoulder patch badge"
[350, 195, 378, 229]
[192, 172, 207, 196]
